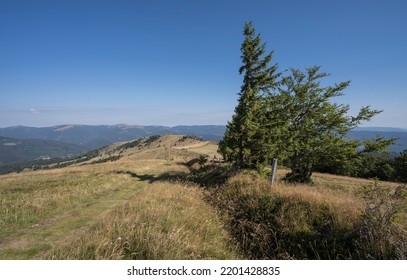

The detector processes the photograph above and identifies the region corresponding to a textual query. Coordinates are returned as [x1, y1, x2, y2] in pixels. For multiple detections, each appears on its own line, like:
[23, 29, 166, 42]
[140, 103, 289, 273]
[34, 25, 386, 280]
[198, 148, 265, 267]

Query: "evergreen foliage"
[394, 149, 407, 182]
[314, 153, 397, 182]
[219, 21, 280, 168]
[278, 67, 392, 183]
[220, 22, 396, 183]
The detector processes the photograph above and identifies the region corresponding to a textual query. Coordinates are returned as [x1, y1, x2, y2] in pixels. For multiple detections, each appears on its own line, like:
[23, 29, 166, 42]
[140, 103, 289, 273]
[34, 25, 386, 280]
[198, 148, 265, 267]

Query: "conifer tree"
[219, 22, 279, 168]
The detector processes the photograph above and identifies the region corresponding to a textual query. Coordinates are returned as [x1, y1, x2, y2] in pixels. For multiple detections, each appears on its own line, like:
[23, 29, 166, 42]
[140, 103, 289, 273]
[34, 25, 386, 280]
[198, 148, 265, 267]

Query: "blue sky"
[0, 0, 406, 128]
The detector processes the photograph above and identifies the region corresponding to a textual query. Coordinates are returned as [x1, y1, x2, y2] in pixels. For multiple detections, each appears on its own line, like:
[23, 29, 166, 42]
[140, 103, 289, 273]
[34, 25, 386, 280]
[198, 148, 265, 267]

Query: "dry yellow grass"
[0, 163, 146, 259]
[48, 181, 240, 260]
[178, 141, 221, 159]
[210, 169, 407, 259]
[0, 166, 128, 234]
[227, 172, 362, 229]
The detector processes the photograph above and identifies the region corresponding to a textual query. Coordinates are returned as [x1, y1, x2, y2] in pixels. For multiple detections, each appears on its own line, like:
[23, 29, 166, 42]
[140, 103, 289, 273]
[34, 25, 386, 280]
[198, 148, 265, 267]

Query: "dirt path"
[0, 177, 145, 259]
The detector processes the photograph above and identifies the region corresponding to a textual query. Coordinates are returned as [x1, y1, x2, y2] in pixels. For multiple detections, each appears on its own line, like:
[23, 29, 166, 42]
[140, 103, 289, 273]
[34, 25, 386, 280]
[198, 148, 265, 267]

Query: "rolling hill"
[42, 134, 220, 169]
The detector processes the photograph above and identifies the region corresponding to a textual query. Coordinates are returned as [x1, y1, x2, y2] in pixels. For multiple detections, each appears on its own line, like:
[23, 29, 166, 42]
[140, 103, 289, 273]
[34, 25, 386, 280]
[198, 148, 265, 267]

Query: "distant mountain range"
[0, 125, 406, 166]
[0, 124, 226, 150]
[352, 127, 407, 132]
[348, 129, 407, 154]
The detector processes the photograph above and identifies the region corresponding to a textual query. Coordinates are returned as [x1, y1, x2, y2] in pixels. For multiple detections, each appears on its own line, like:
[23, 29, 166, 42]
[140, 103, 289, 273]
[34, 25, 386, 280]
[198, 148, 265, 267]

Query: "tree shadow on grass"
[112, 170, 188, 184]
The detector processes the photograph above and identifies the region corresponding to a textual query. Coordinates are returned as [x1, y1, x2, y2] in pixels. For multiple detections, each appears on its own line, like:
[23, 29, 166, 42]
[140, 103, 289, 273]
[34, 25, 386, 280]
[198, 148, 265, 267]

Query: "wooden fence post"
[270, 158, 278, 186]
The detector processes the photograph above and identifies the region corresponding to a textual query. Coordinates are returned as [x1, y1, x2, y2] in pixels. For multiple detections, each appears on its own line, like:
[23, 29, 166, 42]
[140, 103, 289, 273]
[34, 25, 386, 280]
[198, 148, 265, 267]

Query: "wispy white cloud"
[29, 108, 39, 114]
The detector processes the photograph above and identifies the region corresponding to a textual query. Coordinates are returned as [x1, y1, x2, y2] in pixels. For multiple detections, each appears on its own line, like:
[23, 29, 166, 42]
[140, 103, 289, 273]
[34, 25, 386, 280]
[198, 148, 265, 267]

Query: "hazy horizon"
[1, 123, 407, 131]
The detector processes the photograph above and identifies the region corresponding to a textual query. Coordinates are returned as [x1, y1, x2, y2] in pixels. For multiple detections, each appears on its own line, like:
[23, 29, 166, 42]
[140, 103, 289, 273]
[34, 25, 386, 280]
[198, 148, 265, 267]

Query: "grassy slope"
[0, 135, 239, 259]
[1, 134, 405, 260]
[0, 163, 144, 259]
[48, 181, 238, 260]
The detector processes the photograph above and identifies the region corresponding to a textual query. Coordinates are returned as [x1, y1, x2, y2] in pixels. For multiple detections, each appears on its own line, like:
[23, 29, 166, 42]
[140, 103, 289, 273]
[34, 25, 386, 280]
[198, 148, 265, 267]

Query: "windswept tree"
[279, 66, 395, 183]
[219, 21, 280, 168]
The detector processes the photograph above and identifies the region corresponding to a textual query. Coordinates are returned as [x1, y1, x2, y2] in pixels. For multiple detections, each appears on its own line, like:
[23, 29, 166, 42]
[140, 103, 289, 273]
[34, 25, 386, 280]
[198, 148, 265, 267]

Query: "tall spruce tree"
[219, 22, 279, 168]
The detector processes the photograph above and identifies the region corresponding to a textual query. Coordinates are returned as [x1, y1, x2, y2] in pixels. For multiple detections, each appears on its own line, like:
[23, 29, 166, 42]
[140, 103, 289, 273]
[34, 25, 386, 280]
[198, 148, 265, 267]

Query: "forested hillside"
[0, 136, 87, 165]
